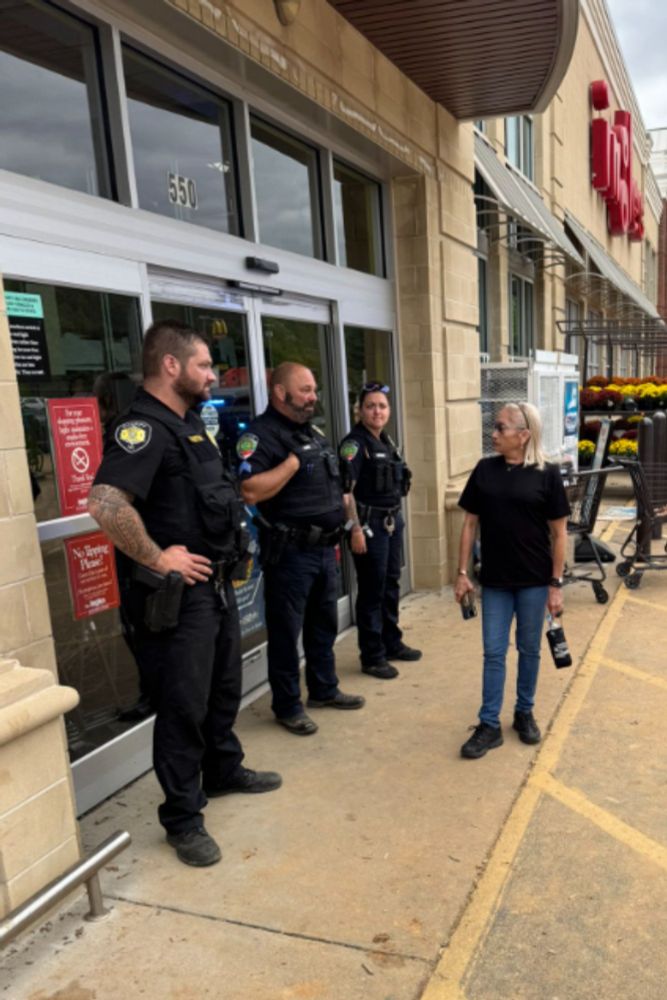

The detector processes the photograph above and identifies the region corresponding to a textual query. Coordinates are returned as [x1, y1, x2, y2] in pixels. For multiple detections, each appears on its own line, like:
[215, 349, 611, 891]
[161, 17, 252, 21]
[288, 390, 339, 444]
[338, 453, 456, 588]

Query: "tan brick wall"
[0, 658, 80, 917]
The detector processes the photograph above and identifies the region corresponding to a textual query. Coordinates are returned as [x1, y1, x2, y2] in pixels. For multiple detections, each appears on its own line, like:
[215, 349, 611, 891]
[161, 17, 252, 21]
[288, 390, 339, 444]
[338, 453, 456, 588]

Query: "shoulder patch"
[339, 440, 360, 462]
[236, 432, 259, 460]
[115, 420, 152, 454]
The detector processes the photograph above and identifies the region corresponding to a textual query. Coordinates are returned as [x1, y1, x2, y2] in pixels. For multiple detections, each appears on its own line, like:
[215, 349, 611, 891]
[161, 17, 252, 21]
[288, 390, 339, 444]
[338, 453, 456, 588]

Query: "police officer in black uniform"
[339, 382, 421, 680]
[88, 320, 281, 868]
[239, 362, 365, 736]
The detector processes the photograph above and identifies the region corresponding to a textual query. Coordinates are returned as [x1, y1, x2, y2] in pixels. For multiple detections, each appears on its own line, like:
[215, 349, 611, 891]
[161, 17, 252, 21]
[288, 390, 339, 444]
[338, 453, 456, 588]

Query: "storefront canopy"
[565, 213, 661, 320]
[474, 135, 583, 265]
[327, 0, 580, 120]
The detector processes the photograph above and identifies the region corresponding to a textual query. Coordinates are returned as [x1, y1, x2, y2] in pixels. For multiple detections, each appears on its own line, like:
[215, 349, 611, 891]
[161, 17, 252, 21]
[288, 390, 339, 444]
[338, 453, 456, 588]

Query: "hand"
[350, 526, 367, 555]
[153, 545, 213, 586]
[454, 574, 474, 603]
[547, 586, 564, 617]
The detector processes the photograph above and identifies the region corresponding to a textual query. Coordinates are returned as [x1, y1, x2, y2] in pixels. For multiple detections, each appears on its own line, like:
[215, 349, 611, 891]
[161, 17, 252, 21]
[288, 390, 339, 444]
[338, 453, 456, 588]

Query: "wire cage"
[562, 465, 621, 603]
[615, 459, 667, 588]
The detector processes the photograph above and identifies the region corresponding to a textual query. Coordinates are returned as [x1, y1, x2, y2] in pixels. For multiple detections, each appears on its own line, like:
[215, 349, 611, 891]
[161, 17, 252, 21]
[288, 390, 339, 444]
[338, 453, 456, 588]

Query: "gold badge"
[115, 421, 152, 453]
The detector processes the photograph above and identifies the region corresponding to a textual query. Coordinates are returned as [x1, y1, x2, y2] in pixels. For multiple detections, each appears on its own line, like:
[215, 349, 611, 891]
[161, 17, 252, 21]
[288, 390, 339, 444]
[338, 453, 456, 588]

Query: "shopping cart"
[615, 460, 667, 589]
[562, 465, 622, 604]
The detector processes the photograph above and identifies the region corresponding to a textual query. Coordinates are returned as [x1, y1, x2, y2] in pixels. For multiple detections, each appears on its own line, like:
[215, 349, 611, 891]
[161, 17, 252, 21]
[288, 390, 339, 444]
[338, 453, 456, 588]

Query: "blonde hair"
[503, 402, 546, 469]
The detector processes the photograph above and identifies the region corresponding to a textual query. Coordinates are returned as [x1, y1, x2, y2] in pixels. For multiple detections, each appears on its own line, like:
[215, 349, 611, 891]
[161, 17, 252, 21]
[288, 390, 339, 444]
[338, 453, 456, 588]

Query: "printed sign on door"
[47, 398, 103, 517]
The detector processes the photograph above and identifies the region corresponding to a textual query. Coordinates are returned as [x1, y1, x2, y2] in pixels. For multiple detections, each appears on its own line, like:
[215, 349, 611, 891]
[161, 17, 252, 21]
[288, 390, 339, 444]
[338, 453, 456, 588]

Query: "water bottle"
[546, 613, 572, 668]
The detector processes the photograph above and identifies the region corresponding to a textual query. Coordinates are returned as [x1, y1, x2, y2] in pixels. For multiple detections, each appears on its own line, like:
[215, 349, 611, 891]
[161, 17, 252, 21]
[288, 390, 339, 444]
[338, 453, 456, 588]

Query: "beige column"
[0, 280, 81, 917]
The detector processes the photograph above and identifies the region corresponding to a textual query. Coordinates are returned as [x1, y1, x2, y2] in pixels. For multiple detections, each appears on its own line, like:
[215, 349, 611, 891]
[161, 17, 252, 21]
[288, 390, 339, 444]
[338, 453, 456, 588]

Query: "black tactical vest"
[130, 399, 249, 563]
[344, 425, 410, 507]
[259, 420, 343, 527]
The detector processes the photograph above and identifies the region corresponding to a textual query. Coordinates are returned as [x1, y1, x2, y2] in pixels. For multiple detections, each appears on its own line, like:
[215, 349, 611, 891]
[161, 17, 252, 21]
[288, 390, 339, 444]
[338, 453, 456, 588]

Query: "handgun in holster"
[254, 517, 290, 568]
[134, 564, 185, 632]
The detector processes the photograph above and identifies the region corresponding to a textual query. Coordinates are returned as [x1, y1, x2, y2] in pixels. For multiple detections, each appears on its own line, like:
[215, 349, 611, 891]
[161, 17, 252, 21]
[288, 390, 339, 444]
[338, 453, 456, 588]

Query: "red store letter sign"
[590, 80, 644, 242]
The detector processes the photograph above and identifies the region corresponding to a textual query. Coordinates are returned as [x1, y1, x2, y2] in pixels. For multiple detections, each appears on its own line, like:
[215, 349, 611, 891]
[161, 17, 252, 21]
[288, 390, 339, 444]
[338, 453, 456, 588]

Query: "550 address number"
[167, 171, 198, 210]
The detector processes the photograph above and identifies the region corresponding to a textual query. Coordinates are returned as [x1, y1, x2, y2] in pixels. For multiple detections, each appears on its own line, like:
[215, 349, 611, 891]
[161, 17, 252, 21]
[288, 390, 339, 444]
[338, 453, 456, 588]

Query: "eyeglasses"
[493, 422, 527, 433]
[361, 382, 390, 393]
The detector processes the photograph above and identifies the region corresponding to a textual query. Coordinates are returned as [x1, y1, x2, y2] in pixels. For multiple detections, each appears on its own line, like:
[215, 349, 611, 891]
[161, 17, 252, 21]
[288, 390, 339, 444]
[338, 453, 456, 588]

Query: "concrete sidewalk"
[3, 518, 667, 999]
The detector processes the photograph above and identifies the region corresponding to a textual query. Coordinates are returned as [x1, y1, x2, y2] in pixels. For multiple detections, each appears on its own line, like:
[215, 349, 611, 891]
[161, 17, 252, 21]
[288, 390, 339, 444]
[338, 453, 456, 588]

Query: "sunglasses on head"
[361, 382, 390, 394]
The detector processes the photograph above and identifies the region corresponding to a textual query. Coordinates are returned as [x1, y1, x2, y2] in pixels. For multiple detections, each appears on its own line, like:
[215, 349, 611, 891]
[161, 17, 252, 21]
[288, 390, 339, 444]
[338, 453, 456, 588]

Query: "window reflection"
[251, 118, 321, 258]
[0, 0, 110, 196]
[333, 162, 384, 276]
[344, 325, 396, 439]
[123, 47, 239, 234]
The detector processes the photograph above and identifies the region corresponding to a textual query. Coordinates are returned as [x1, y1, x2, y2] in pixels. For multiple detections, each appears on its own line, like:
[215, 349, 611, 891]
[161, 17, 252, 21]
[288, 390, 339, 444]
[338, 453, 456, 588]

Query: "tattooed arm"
[87, 484, 212, 584]
[342, 489, 366, 555]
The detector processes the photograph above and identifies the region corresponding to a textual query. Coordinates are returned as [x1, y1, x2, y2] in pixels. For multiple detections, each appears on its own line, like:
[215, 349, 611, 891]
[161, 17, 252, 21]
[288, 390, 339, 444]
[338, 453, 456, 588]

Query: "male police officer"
[238, 362, 365, 735]
[88, 320, 281, 868]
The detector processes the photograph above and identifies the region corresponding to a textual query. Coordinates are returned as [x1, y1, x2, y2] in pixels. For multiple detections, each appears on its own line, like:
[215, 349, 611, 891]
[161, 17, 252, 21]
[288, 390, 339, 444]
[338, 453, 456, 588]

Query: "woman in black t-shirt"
[454, 402, 570, 759]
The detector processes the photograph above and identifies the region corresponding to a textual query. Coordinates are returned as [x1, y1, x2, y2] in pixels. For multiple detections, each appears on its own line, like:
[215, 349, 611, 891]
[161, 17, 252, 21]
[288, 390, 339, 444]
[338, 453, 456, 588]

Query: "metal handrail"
[0, 830, 131, 949]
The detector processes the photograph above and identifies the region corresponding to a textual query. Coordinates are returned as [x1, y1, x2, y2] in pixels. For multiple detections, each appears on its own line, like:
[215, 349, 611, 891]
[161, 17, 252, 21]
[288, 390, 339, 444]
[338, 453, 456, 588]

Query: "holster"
[134, 564, 185, 632]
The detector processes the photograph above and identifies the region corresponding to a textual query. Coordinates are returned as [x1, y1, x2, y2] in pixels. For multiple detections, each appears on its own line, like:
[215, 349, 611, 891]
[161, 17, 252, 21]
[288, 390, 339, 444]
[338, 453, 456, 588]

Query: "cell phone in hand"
[461, 591, 477, 620]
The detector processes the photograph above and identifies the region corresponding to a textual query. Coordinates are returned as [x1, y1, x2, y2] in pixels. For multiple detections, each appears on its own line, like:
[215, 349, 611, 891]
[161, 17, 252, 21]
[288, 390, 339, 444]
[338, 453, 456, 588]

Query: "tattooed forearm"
[88, 484, 162, 568]
[343, 488, 361, 526]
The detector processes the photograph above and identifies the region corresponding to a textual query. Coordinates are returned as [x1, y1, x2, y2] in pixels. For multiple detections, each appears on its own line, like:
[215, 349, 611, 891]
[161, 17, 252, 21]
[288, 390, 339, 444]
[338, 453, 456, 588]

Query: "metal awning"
[327, 0, 579, 120]
[474, 136, 583, 265]
[565, 213, 660, 320]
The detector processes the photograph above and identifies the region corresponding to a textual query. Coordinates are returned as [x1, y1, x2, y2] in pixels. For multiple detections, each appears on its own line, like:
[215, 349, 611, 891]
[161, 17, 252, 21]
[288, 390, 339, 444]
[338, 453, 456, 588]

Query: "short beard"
[174, 374, 209, 407]
[284, 391, 314, 423]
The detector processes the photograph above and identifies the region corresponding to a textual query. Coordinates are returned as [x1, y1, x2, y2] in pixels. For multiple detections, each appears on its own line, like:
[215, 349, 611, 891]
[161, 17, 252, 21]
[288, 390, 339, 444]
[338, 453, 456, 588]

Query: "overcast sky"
[606, 0, 667, 131]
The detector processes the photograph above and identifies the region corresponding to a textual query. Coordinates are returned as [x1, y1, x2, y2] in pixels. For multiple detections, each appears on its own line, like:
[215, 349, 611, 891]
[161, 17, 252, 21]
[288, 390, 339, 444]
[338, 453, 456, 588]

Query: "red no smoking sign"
[47, 398, 103, 517]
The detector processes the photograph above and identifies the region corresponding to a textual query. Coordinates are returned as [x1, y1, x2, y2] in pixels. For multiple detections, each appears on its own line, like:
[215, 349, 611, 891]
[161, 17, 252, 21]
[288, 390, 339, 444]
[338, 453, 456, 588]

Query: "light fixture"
[274, 0, 300, 26]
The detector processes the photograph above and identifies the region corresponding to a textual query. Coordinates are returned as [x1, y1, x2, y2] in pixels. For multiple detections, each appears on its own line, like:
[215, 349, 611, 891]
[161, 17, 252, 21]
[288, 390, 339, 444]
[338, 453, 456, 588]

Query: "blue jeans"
[479, 586, 548, 728]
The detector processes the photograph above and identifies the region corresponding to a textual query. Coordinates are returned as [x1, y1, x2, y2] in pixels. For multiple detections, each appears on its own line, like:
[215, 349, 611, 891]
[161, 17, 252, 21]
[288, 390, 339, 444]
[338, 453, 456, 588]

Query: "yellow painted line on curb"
[534, 771, 667, 873]
[420, 585, 630, 1000]
[601, 656, 667, 692]
[625, 594, 667, 613]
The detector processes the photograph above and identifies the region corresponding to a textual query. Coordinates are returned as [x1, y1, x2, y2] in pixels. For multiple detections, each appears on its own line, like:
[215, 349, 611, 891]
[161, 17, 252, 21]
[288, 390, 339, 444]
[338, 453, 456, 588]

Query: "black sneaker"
[513, 710, 541, 745]
[307, 691, 366, 709]
[166, 827, 221, 867]
[204, 766, 283, 797]
[460, 723, 503, 759]
[362, 661, 399, 680]
[386, 643, 422, 662]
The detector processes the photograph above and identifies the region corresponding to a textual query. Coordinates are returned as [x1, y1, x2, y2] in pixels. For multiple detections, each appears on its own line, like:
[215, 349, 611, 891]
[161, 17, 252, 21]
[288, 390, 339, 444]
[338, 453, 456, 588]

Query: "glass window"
[505, 115, 534, 181]
[332, 161, 384, 276]
[478, 258, 488, 356]
[122, 47, 239, 234]
[6, 280, 144, 762]
[509, 274, 534, 359]
[344, 325, 396, 439]
[251, 117, 322, 258]
[0, 0, 110, 197]
[6, 279, 143, 524]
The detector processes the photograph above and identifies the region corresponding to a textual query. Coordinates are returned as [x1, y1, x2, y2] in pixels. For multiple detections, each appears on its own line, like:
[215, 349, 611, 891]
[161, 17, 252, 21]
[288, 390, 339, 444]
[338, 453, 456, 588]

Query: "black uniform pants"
[353, 510, 404, 665]
[263, 542, 340, 719]
[125, 577, 244, 835]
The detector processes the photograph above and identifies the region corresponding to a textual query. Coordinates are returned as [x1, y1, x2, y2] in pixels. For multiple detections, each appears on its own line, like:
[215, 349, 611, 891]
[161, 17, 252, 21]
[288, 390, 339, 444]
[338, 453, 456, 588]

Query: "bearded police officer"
[339, 382, 421, 680]
[88, 320, 281, 868]
[238, 362, 365, 736]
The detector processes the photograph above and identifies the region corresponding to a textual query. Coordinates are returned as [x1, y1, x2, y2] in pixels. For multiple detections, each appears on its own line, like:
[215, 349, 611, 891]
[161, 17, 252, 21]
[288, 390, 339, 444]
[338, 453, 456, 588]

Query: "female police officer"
[339, 382, 421, 679]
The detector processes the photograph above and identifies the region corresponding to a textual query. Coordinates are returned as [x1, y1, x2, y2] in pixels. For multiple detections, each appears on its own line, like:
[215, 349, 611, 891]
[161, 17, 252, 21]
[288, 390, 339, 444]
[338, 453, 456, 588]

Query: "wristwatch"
[549, 577, 564, 588]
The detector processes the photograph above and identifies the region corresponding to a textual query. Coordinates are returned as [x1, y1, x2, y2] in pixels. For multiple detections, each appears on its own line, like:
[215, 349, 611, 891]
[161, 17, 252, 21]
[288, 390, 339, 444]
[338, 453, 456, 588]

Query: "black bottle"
[546, 614, 572, 668]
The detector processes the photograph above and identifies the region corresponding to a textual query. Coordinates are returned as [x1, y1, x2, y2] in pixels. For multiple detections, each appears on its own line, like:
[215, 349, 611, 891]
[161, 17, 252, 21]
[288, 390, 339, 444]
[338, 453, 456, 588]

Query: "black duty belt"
[357, 502, 401, 521]
[254, 514, 341, 548]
